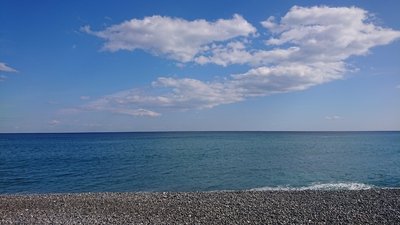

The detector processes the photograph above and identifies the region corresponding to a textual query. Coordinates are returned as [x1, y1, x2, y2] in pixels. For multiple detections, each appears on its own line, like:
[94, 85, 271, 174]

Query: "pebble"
[0, 189, 399, 224]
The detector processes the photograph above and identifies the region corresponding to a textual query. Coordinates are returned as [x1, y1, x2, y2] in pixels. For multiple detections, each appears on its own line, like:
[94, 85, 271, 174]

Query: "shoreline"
[1, 189, 399, 224]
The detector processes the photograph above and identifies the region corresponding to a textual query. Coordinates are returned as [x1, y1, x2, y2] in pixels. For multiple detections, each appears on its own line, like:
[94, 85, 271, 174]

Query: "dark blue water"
[0, 131, 399, 194]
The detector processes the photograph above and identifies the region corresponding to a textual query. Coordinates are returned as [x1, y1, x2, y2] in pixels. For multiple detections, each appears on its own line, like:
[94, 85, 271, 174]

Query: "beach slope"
[1, 189, 399, 224]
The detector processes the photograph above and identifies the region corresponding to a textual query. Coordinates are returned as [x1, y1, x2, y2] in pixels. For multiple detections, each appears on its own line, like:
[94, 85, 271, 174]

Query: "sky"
[1, 0, 400, 133]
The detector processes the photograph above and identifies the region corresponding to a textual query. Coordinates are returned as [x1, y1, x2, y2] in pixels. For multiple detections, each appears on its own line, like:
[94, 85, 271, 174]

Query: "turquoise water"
[0, 131, 399, 194]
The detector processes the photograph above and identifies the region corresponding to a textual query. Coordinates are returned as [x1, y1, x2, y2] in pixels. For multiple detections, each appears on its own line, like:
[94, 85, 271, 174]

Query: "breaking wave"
[250, 182, 375, 191]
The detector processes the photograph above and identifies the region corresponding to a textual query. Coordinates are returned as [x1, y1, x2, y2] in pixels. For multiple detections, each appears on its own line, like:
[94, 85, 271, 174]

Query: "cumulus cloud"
[197, 5, 400, 67]
[0, 62, 19, 73]
[262, 6, 400, 63]
[82, 14, 256, 62]
[74, 6, 400, 117]
[194, 41, 254, 66]
[83, 6, 400, 68]
[231, 63, 345, 96]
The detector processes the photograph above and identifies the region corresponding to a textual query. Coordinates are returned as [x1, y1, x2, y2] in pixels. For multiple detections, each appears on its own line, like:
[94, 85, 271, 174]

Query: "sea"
[0, 131, 399, 195]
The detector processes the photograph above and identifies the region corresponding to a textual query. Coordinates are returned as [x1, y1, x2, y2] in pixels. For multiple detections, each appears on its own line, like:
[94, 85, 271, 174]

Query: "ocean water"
[0, 131, 399, 194]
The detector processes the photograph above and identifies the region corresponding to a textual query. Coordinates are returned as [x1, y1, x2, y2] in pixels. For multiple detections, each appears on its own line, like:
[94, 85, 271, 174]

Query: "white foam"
[250, 182, 374, 191]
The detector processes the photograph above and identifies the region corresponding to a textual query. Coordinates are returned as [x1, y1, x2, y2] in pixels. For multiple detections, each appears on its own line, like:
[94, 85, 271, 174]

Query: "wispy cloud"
[80, 96, 91, 100]
[74, 5, 400, 117]
[325, 116, 341, 120]
[70, 63, 341, 115]
[0, 62, 19, 73]
[84, 123, 104, 128]
[0, 75, 6, 82]
[62, 92, 161, 117]
[47, 101, 60, 105]
[50, 120, 61, 125]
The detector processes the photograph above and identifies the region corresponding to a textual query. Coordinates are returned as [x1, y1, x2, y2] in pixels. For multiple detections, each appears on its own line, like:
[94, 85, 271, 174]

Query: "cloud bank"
[75, 5, 400, 117]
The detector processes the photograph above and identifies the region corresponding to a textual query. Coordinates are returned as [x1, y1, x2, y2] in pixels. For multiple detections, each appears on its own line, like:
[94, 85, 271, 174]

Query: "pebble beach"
[1, 189, 399, 224]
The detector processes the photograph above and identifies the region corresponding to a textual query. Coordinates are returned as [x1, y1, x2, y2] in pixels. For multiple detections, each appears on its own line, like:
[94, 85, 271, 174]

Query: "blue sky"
[1, 0, 400, 132]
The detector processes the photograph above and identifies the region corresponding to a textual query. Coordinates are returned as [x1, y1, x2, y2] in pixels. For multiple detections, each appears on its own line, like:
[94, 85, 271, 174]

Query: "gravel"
[1, 189, 399, 224]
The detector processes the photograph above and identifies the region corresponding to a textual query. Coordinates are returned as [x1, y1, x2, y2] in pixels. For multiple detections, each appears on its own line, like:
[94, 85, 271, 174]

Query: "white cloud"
[84, 123, 104, 127]
[83, 6, 400, 68]
[138, 64, 333, 109]
[0, 75, 6, 82]
[110, 108, 161, 117]
[196, 5, 400, 67]
[50, 120, 61, 125]
[82, 14, 256, 62]
[80, 96, 91, 100]
[262, 6, 400, 63]
[69, 63, 343, 115]
[150, 77, 244, 109]
[59, 108, 82, 115]
[47, 101, 59, 105]
[230, 63, 345, 96]
[194, 41, 254, 66]
[0, 62, 19, 73]
[325, 116, 341, 120]
[63, 93, 161, 117]
[74, 6, 400, 117]
[65, 79, 243, 116]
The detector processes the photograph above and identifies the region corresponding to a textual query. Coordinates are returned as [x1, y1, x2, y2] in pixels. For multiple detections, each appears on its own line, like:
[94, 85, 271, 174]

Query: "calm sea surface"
[0, 131, 399, 194]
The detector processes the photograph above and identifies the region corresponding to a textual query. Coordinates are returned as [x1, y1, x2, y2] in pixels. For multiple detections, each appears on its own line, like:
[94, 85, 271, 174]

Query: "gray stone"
[0, 189, 399, 224]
